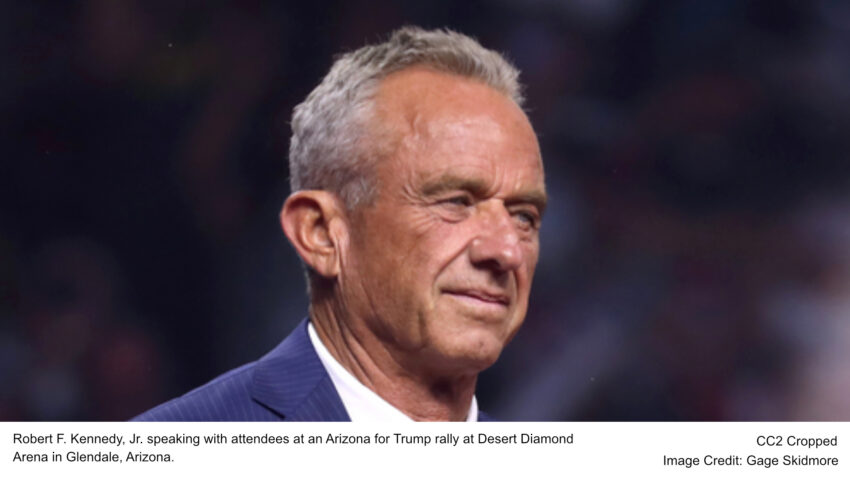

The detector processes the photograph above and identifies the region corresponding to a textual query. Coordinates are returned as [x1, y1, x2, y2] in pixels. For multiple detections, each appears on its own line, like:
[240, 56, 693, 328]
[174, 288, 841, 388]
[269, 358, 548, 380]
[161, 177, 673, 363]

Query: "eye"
[512, 210, 539, 230]
[433, 194, 474, 222]
[441, 195, 473, 207]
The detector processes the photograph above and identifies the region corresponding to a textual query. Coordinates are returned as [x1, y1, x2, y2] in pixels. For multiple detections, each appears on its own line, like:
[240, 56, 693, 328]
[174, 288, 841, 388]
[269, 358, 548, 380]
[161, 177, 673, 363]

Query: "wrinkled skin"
[341, 68, 544, 371]
[304, 67, 546, 419]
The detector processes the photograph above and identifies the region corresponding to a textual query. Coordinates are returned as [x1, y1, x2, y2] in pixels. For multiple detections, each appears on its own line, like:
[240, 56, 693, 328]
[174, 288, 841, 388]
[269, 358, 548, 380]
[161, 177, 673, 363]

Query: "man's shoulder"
[132, 361, 279, 421]
[131, 319, 350, 422]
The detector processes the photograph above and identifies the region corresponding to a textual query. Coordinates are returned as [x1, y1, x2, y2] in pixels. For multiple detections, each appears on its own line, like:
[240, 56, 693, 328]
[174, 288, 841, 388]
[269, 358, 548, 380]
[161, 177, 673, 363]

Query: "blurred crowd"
[2, 0, 849, 420]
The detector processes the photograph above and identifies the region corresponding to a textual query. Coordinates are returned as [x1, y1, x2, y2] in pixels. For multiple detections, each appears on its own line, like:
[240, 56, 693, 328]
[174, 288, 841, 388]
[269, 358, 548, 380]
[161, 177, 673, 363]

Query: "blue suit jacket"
[134, 319, 491, 421]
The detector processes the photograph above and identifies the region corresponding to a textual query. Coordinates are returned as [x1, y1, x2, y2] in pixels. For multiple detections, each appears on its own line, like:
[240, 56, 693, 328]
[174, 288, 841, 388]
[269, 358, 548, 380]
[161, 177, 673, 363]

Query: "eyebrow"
[421, 174, 548, 214]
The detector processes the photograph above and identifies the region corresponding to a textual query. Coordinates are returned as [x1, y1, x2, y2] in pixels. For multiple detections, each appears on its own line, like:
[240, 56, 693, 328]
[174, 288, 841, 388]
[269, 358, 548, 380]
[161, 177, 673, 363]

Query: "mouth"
[443, 289, 510, 308]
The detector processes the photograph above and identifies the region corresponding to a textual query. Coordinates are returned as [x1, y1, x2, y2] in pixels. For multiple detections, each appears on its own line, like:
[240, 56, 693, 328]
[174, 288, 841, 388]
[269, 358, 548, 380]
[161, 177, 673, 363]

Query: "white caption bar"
[1, 422, 847, 477]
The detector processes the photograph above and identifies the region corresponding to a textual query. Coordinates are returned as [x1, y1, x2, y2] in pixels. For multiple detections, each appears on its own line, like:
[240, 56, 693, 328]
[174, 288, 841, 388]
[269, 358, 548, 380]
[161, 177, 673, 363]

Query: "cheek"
[399, 210, 472, 267]
[351, 209, 456, 294]
[516, 242, 540, 291]
[524, 242, 540, 274]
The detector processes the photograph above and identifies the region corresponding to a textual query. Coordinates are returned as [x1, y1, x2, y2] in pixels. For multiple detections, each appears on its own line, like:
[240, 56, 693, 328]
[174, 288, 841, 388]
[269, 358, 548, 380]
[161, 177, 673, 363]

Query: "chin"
[429, 329, 508, 374]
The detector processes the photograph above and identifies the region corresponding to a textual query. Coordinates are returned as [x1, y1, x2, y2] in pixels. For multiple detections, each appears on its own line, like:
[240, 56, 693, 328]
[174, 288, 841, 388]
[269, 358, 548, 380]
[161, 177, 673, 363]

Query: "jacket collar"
[249, 318, 350, 421]
[249, 318, 495, 421]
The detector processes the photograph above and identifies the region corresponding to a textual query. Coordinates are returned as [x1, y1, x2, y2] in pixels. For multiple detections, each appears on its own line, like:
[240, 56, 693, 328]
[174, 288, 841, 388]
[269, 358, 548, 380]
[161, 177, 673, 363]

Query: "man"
[136, 26, 546, 422]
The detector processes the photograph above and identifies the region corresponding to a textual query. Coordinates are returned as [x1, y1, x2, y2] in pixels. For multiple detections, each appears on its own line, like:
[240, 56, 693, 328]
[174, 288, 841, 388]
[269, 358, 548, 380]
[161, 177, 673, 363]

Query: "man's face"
[340, 67, 545, 377]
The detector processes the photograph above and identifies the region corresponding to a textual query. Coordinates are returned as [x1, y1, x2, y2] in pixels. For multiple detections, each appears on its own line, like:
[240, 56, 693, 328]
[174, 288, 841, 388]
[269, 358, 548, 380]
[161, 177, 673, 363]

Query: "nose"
[468, 203, 523, 273]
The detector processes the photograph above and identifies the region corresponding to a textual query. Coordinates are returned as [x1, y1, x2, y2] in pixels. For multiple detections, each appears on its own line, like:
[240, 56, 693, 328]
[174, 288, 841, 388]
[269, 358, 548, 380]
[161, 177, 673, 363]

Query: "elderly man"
[136, 26, 546, 422]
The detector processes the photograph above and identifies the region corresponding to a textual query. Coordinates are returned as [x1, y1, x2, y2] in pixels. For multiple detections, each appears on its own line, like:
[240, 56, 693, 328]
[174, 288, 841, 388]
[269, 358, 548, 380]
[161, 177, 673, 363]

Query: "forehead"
[372, 67, 544, 192]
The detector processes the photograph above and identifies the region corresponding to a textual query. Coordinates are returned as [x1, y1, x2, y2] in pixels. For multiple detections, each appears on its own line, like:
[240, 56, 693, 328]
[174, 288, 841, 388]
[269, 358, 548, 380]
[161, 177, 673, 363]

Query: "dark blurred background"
[2, 0, 849, 421]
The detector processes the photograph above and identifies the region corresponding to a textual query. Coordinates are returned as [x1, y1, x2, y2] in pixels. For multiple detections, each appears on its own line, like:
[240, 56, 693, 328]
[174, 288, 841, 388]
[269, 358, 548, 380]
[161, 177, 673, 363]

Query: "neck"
[309, 300, 477, 421]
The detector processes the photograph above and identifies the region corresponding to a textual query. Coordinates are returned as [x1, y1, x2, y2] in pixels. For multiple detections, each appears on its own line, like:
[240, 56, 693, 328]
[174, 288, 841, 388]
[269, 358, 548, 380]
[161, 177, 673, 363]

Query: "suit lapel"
[249, 319, 350, 421]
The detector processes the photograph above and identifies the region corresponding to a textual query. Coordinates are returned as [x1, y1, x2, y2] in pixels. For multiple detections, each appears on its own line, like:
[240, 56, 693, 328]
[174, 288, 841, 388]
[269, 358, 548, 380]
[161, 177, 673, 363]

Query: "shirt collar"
[307, 321, 478, 422]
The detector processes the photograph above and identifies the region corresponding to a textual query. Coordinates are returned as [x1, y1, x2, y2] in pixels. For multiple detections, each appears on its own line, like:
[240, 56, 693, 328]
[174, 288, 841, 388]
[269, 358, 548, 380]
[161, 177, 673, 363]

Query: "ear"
[280, 191, 348, 279]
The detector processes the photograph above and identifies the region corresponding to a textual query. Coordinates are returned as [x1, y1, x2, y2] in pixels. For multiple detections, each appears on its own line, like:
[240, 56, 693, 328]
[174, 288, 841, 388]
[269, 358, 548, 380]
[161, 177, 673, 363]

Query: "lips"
[443, 288, 510, 306]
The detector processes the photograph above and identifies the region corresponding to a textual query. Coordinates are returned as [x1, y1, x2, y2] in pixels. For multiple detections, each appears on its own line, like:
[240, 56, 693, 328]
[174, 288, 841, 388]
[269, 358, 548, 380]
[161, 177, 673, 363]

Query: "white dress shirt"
[308, 322, 478, 422]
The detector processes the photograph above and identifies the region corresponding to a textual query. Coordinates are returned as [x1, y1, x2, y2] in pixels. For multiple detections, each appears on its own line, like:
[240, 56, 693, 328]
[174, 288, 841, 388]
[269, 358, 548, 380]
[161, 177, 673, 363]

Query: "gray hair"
[288, 26, 524, 209]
